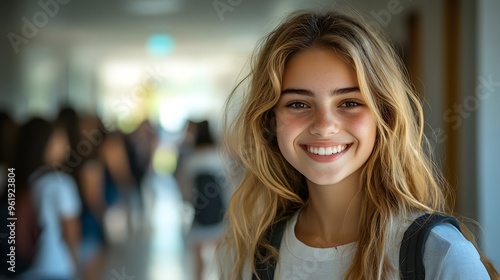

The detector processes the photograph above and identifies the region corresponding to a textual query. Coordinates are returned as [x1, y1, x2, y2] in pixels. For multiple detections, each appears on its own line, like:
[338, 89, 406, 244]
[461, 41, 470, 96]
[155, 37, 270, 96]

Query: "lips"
[306, 144, 348, 156]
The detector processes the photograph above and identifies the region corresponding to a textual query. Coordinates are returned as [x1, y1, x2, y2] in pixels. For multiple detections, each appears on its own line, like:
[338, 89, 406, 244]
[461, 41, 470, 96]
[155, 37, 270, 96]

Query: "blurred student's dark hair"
[194, 120, 215, 147]
[14, 117, 52, 189]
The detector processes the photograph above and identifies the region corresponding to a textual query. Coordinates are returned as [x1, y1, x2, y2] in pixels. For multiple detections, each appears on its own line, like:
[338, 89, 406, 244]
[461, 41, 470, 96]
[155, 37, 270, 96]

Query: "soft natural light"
[100, 61, 144, 87]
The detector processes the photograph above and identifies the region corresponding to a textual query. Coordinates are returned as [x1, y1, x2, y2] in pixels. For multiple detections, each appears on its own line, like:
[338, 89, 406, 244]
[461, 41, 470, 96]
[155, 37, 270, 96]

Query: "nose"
[309, 108, 340, 137]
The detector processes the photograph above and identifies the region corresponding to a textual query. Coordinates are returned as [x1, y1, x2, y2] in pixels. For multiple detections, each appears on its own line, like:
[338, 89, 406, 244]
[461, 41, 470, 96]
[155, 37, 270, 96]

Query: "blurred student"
[125, 120, 157, 189]
[15, 117, 82, 280]
[99, 126, 139, 247]
[76, 115, 108, 280]
[0, 112, 22, 278]
[123, 119, 159, 230]
[174, 120, 198, 181]
[0, 111, 17, 193]
[176, 120, 229, 280]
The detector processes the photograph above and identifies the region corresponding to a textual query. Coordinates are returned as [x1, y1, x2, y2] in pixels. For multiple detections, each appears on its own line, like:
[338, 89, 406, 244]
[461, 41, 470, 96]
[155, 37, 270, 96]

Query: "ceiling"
[3, 0, 343, 58]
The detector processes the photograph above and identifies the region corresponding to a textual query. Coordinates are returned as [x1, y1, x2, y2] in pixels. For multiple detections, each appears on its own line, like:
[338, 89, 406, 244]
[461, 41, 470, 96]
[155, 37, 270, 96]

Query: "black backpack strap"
[399, 213, 461, 280]
[253, 219, 288, 280]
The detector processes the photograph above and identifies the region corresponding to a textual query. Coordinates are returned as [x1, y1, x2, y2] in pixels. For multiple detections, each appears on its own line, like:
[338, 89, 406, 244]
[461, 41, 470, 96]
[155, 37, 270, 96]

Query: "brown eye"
[287, 101, 309, 109]
[340, 101, 361, 108]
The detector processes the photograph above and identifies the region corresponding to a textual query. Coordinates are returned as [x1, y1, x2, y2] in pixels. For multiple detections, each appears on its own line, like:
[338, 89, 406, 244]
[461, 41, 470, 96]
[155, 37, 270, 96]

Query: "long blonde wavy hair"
[220, 10, 499, 280]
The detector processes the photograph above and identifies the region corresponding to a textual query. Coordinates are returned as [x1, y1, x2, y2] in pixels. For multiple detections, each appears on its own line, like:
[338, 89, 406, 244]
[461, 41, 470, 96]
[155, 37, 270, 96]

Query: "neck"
[296, 169, 363, 247]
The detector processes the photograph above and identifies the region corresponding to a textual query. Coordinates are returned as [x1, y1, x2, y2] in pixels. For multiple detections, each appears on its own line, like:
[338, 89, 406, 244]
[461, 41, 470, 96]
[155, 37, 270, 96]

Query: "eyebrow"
[280, 86, 360, 96]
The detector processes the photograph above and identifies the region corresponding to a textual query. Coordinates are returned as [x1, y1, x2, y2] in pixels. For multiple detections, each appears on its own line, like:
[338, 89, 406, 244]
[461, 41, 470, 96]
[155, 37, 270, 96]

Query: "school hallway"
[99, 171, 219, 280]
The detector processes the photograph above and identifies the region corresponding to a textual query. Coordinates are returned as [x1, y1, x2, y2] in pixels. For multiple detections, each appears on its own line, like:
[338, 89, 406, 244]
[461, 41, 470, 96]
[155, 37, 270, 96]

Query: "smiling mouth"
[306, 144, 348, 156]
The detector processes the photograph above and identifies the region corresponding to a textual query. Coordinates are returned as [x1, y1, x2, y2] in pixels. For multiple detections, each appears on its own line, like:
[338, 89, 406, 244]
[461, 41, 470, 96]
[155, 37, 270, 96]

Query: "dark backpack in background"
[192, 172, 225, 226]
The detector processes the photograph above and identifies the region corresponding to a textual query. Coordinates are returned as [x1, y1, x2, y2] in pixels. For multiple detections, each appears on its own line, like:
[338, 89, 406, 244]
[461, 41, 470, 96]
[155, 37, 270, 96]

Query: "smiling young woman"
[219, 10, 499, 280]
[274, 46, 376, 251]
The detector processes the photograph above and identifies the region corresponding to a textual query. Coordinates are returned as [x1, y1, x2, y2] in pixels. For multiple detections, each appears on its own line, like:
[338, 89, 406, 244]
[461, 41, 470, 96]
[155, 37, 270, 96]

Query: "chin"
[306, 175, 345, 187]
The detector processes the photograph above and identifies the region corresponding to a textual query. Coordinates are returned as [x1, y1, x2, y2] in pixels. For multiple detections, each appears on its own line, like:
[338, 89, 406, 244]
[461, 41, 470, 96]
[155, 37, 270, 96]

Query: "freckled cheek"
[275, 114, 305, 147]
[274, 113, 289, 137]
[349, 114, 377, 145]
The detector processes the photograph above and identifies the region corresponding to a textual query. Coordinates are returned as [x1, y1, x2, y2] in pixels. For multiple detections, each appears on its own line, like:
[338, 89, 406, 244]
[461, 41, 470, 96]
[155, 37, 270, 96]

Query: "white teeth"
[307, 145, 347, 155]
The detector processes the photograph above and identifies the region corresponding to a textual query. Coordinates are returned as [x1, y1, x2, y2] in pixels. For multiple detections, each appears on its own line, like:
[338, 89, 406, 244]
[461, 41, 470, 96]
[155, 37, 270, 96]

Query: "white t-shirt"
[274, 212, 490, 280]
[23, 171, 82, 279]
[235, 211, 490, 280]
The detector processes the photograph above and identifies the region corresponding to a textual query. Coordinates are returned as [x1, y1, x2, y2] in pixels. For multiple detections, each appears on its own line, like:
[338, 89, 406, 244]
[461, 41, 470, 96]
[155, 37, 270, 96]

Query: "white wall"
[477, 0, 500, 269]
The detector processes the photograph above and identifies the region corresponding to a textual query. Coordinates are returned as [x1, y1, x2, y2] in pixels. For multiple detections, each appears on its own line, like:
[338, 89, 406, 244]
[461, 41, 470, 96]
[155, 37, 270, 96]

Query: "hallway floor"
[99, 172, 219, 280]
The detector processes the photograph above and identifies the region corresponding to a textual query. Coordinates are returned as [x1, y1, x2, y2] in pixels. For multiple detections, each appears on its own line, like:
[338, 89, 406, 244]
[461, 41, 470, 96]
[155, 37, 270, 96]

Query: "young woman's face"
[275, 47, 377, 187]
